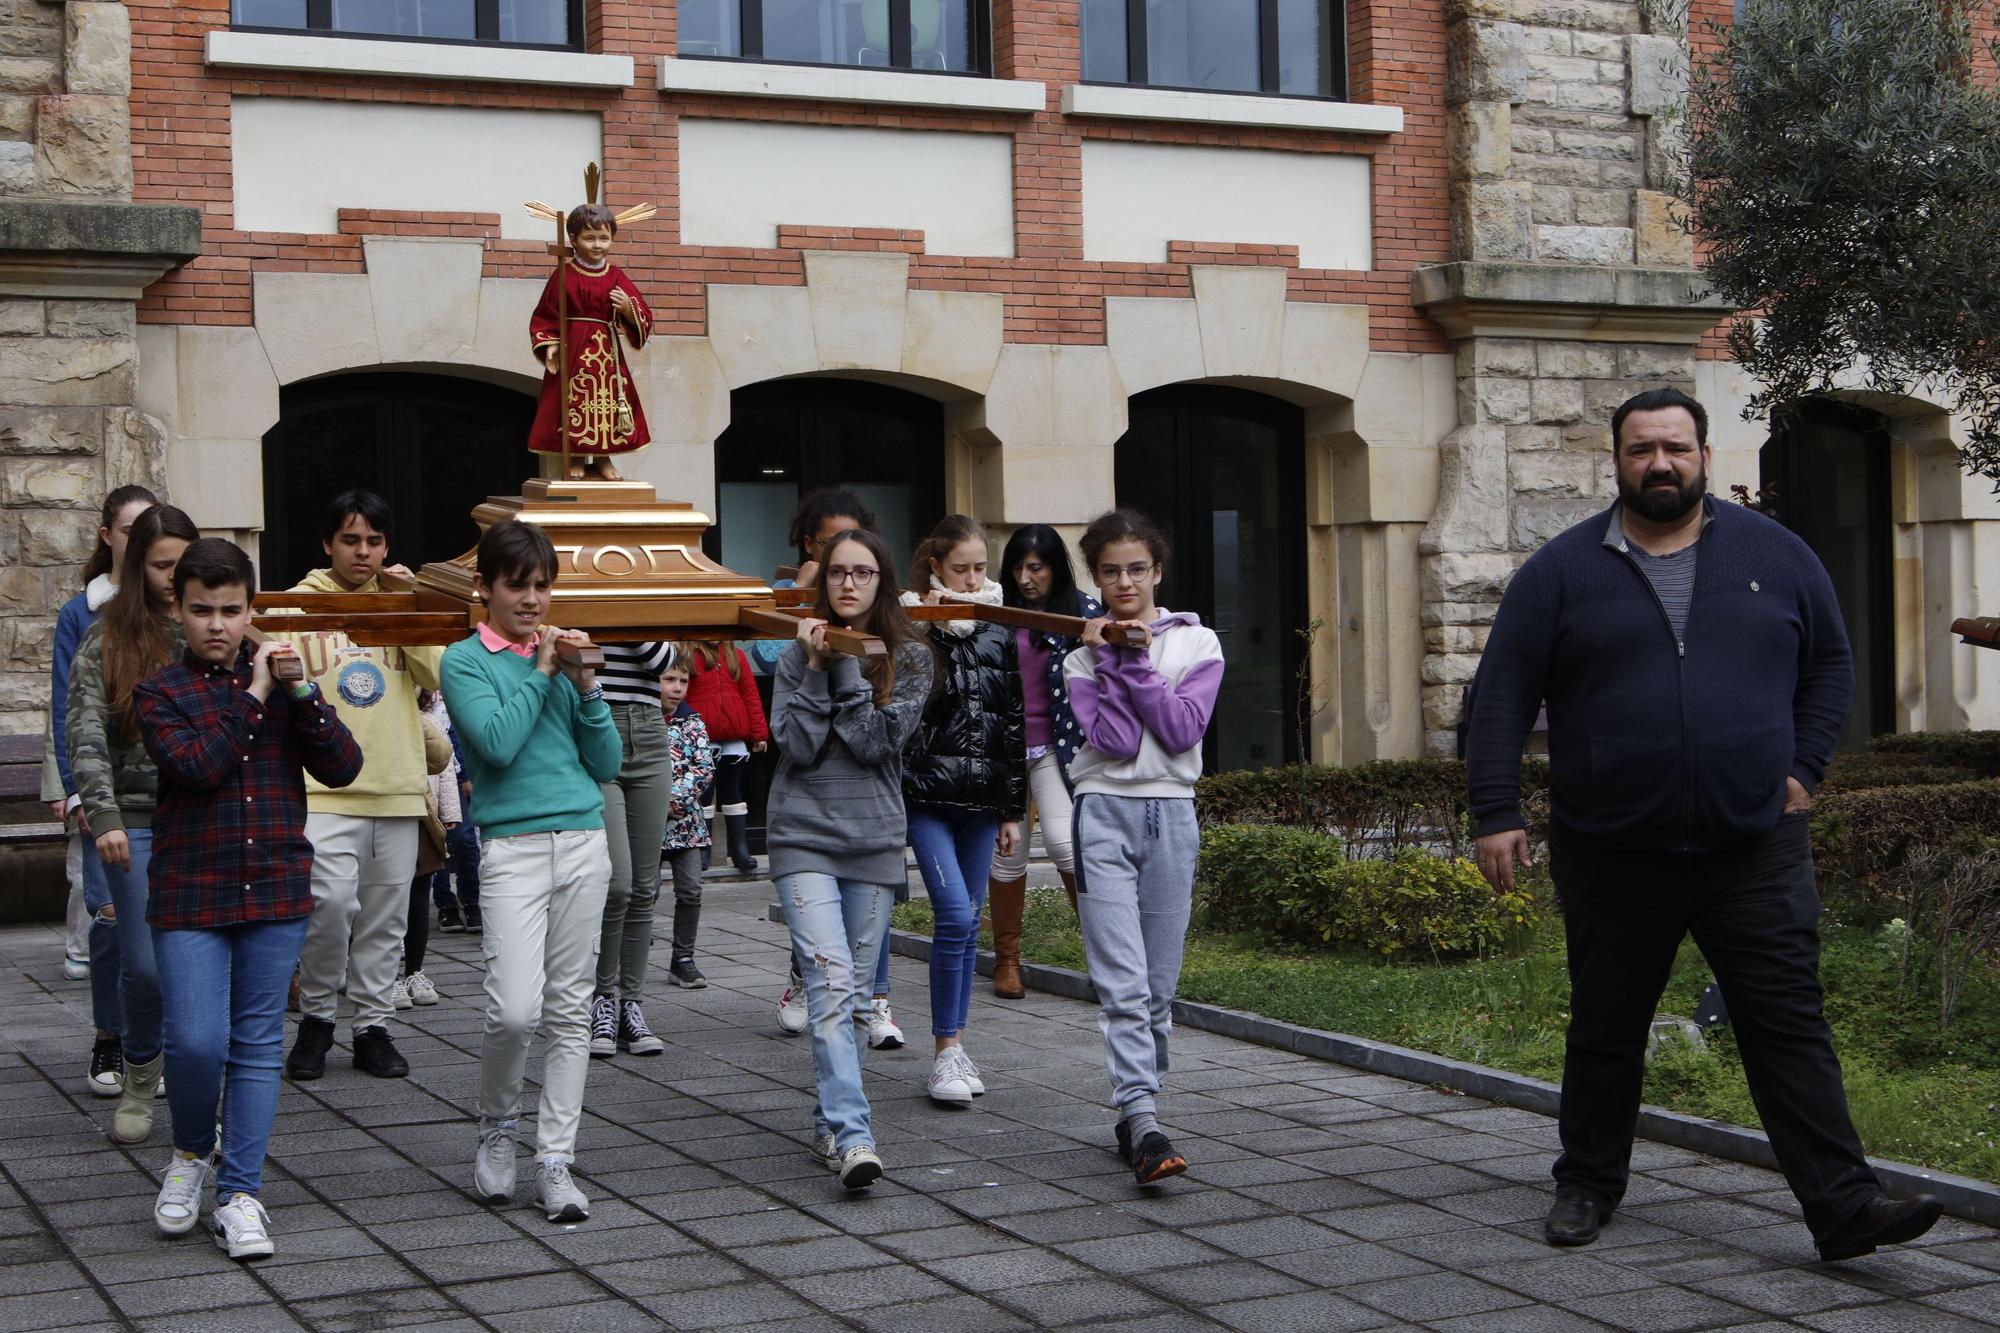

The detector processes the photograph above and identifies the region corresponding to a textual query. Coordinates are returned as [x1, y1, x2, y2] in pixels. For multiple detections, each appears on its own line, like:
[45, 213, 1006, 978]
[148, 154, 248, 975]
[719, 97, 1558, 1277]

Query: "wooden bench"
[0, 733, 65, 847]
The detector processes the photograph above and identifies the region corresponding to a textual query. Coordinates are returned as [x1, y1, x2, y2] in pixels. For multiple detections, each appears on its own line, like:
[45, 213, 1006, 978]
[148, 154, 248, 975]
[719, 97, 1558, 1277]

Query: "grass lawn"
[893, 889, 2000, 1184]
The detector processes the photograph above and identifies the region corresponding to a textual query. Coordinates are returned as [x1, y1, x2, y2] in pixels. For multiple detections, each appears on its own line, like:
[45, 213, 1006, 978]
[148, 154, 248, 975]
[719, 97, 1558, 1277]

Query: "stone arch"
[1097, 266, 1457, 763]
[135, 236, 551, 551]
[1697, 366, 2000, 733]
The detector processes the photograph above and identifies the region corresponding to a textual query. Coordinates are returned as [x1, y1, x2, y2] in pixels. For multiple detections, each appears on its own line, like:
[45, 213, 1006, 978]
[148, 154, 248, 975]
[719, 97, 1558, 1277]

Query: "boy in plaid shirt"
[133, 540, 361, 1260]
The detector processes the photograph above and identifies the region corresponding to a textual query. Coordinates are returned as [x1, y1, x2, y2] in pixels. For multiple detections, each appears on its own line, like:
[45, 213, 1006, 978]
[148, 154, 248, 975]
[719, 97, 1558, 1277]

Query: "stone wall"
[0, 2, 188, 740]
[1419, 0, 1716, 756]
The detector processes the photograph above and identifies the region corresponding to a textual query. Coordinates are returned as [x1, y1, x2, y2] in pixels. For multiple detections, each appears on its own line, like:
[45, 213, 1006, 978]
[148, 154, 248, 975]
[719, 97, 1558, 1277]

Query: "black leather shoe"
[1817, 1194, 1944, 1262]
[285, 1016, 334, 1081]
[352, 1025, 410, 1079]
[1544, 1192, 1610, 1247]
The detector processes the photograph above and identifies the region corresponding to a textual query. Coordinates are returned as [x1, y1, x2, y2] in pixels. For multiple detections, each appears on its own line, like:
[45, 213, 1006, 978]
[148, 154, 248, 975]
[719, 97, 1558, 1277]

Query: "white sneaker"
[154, 1152, 212, 1236]
[927, 1049, 975, 1106]
[405, 971, 439, 1006]
[952, 1045, 986, 1097]
[389, 976, 412, 1011]
[212, 1192, 275, 1260]
[62, 957, 90, 981]
[864, 998, 905, 1051]
[809, 1132, 840, 1171]
[838, 1144, 883, 1191]
[534, 1157, 589, 1222]
[473, 1120, 517, 1203]
[777, 982, 808, 1036]
[588, 993, 618, 1058]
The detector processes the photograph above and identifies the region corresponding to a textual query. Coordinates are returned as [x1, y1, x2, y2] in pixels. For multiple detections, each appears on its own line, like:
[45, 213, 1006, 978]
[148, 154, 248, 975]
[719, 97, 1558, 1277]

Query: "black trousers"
[1550, 813, 1878, 1240]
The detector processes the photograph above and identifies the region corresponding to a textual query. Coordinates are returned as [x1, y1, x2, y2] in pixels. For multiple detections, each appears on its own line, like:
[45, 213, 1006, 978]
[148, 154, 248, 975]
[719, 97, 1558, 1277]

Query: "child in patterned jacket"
[658, 655, 717, 989]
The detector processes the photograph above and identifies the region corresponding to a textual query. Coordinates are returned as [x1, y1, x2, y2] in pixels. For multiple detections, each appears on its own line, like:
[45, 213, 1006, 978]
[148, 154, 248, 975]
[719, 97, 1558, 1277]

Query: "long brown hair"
[80, 484, 159, 586]
[814, 528, 918, 706]
[684, 640, 742, 680]
[100, 504, 199, 740]
[908, 513, 986, 592]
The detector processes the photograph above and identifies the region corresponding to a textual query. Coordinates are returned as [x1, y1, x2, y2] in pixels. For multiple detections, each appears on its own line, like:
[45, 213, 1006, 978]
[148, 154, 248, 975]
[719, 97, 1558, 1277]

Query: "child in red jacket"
[683, 642, 769, 874]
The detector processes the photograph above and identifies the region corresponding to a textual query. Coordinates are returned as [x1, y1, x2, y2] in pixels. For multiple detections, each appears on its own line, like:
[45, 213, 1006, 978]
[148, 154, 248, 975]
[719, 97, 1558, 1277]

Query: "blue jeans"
[102, 827, 162, 1065]
[908, 806, 999, 1039]
[81, 838, 122, 1036]
[153, 916, 311, 1201]
[433, 820, 481, 911]
[776, 872, 893, 1153]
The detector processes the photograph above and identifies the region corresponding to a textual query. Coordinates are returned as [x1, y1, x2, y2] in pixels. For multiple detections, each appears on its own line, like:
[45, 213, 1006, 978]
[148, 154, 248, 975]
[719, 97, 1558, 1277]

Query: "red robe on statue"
[528, 259, 653, 457]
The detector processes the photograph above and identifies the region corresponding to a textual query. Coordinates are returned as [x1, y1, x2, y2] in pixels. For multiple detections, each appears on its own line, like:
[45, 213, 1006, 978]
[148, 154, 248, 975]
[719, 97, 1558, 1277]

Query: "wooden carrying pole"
[241, 627, 306, 682]
[739, 606, 887, 658]
[904, 599, 1145, 648]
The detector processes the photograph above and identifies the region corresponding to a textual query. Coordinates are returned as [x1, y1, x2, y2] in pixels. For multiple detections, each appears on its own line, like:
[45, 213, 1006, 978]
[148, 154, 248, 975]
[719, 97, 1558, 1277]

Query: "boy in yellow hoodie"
[277, 491, 444, 1081]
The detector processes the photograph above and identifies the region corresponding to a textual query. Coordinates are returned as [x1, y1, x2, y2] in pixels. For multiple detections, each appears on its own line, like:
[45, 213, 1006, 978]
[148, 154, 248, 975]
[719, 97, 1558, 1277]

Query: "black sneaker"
[1131, 1132, 1188, 1186]
[618, 1000, 664, 1056]
[668, 957, 707, 990]
[352, 1025, 409, 1079]
[286, 1016, 335, 1081]
[462, 904, 483, 934]
[85, 1035, 123, 1098]
[438, 903, 464, 932]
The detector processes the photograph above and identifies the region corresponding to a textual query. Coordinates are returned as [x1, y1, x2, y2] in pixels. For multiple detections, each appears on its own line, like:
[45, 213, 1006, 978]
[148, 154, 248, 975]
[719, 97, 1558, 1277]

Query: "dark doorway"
[706, 377, 946, 575]
[260, 372, 535, 588]
[1759, 400, 1895, 749]
[1113, 385, 1308, 772]
[709, 377, 948, 854]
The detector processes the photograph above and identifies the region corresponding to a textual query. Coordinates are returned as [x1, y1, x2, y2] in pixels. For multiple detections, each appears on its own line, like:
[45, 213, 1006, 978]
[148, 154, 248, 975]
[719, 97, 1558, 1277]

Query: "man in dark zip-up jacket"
[1468, 387, 1940, 1263]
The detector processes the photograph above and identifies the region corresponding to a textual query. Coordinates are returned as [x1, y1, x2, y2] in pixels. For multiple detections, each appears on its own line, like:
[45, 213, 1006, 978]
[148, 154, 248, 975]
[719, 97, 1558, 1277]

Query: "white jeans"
[299, 813, 419, 1032]
[991, 751, 1075, 882]
[477, 829, 611, 1162]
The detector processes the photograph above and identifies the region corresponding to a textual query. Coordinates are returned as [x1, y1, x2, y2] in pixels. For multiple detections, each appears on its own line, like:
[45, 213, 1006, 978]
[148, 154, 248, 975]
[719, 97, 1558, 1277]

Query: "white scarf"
[85, 573, 117, 612]
[901, 576, 1004, 637]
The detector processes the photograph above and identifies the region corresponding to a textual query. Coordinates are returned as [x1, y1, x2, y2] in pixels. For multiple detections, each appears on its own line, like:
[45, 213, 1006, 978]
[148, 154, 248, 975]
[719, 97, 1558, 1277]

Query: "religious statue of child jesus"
[528, 203, 653, 480]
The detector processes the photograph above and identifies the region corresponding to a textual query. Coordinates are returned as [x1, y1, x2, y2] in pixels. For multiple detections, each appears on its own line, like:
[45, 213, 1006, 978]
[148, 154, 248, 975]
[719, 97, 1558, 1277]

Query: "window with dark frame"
[676, 0, 994, 76]
[231, 0, 582, 50]
[1080, 0, 1345, 101]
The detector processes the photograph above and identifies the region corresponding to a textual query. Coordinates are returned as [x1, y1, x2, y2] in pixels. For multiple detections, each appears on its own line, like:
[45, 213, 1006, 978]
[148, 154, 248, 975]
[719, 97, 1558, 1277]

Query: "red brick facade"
[129, 0, 1453, 352]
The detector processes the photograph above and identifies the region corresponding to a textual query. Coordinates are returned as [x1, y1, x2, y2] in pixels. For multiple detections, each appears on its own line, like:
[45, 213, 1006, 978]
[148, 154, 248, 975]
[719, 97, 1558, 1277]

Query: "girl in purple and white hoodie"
[1063, 508, 1224, 1187]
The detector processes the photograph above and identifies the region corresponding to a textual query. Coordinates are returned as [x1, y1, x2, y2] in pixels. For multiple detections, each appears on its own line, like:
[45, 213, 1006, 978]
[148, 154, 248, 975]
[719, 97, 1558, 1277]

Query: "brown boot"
[989, 877, 1026, 999]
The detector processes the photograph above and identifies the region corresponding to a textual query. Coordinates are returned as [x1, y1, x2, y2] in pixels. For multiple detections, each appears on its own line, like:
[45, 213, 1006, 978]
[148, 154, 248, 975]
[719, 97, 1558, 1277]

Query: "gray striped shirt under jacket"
[597, 641, 676, 707]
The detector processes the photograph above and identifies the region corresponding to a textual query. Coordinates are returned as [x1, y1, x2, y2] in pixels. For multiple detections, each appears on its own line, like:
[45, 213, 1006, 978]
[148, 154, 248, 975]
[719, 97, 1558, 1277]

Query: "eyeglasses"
[825, 566, 879, 587]
[1096, 562, 1156, 586]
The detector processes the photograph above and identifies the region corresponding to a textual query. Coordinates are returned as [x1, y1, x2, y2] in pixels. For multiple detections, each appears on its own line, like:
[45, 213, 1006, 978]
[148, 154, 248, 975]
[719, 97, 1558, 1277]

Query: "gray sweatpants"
[1072, 793, 1199, 1122]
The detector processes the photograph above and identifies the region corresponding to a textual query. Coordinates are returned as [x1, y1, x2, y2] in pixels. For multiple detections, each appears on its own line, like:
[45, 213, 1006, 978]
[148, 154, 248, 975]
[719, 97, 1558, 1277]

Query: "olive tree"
[1682, 0, 2000, 483]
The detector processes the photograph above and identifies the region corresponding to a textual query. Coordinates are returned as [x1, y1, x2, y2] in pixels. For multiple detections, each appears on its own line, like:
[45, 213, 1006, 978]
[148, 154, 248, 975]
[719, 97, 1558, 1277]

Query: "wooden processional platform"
[250, 478, 1134, 657]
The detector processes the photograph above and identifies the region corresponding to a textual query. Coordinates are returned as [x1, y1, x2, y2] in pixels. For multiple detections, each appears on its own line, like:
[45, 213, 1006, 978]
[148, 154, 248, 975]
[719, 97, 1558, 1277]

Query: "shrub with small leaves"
[1198, 823, 1539, 961]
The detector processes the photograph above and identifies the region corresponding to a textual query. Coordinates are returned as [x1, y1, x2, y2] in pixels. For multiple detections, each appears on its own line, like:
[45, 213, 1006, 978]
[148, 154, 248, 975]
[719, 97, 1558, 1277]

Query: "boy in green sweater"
[441, 520, 622, 1223]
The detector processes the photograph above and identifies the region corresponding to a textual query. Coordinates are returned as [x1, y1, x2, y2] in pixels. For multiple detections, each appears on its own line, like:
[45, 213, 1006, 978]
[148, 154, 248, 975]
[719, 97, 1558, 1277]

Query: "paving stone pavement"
[0, 881, 1997, 1332]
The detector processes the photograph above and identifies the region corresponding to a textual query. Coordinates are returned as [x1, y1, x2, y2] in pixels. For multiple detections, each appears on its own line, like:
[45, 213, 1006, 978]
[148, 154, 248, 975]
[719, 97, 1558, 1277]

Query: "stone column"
[0, 2, 200, 736]
[1415, 0, 1722, 756]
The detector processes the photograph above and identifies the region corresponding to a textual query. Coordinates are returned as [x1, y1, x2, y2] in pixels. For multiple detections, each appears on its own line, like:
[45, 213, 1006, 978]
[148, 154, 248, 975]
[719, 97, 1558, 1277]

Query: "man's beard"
[1619, 465, 1707, 523]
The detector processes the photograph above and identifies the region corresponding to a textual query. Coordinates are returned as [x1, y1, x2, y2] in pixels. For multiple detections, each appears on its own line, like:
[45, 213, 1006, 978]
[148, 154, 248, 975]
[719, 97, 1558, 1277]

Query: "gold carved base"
[414, 479, 773, 639]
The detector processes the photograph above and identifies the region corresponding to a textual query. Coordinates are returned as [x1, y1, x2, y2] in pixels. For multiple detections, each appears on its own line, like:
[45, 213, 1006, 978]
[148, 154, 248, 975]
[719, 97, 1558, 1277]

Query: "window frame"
[681, 0, 996, 78]
[230, 0, 587, 54]
[1090, 0, 1346, 102]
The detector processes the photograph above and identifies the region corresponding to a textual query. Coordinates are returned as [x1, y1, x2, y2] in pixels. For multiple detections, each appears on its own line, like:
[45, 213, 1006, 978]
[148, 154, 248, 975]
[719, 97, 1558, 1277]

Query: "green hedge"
[1197, 823, 1540, 960]
[1812, 779, 2000, 908]
[1864, 730, 2000, 775]
[1192, 740, 1999, 904]
[1194, 758, 1550, 860]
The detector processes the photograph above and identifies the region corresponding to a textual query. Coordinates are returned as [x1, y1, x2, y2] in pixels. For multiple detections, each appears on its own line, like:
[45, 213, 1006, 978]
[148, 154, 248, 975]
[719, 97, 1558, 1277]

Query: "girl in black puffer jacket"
[901, 515, 1025, 1107]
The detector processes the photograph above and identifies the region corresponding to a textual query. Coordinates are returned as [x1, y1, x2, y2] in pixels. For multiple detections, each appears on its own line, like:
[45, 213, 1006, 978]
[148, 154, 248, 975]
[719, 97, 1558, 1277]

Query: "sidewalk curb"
[877, 923, 2000, 1228]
